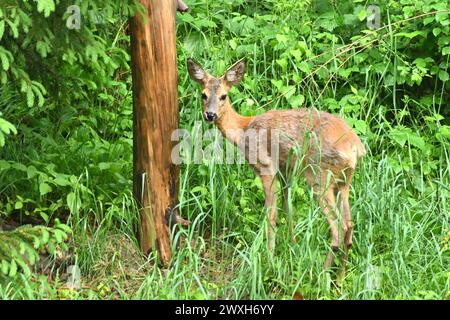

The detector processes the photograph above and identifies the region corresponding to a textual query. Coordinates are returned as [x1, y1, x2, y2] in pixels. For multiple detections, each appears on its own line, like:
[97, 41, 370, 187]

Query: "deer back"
[243, 108, 366, 173]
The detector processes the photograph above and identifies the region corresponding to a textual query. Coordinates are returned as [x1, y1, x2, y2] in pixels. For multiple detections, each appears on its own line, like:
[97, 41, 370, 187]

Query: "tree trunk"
[129, 0, 179, 265]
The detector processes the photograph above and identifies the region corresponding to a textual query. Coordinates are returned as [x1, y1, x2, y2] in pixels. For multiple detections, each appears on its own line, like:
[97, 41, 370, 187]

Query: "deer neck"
[216, 99, 253, 145]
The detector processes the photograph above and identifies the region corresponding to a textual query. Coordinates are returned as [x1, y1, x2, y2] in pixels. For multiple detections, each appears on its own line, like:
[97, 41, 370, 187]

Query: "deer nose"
[204, 112, 217, 122]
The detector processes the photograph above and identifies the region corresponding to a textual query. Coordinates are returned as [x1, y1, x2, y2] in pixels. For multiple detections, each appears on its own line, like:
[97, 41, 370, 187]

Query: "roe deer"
[187, 58, 366, 273]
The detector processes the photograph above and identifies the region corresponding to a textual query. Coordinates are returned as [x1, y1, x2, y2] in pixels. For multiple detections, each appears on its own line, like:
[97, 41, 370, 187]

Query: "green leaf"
[298, 61, 311, 73]
[41, 229, 49, 244]
[290, 49, 302, 61]
[6, 19, 18, 38]
[276, 58, 288, 71]
[0, 160, 10, 170]
[36, 0, 56, 18]
[0, 118, 16, 147]
[408, 134, 425, 150]
[27, 165, 38, 179]
[39, 182, 52, 195]
[354, 120, 367, 134]
[15, 201, 23, 210]
[26, 87, 34, 107]
[67, 192, 79, 213]
[317, 13, 338, 31]
[439, 126, 450, 139]
[411, 72, 422, 84]
[358, 9, 367, 21]
[423, 17, 434, 25]
[433, 28, 441, 37]
[32, 236, 41, 248]
[15, 259, 31, 277]
[289, 95, 305, 108]
[0, 118, 16, 135]
[390, 128, 408, 147]
[271, 79, 283, 90]
[229, 39, 237, 50]
[53, 230, 64, 243]
[438, 70, 449, 82]
[40, 211, 49, 223]
[0, 20, 4, 40]
[436, 12, 449, 24]
[402, 6, 415, 18]
[281, 85, 296, 99]
[276, 34, 288, 44]
[8, 259, 17, 277]
[1, 260, 8, 275]
[0, 51, 9, 71]
[31, 84, 45, 107]
[53, 175, 71, 186]
[56, 223, 72, 234]
[442, 47, 450, 55]
[36, 41, 48, 58]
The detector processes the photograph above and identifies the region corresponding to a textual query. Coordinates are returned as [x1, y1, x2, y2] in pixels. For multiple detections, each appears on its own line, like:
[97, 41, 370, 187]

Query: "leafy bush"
[0, 223, 71, 277]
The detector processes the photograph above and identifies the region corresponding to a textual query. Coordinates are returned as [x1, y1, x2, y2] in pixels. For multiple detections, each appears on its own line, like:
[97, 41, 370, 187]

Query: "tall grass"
[3, 151, 447, 299]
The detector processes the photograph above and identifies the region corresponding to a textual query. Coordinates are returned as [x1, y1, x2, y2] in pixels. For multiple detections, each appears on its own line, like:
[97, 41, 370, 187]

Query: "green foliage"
[0, 0, 139, 283]
[0, 223, 71, 278]
[0, 0, 137, 220]
[0, 115, 16, 147]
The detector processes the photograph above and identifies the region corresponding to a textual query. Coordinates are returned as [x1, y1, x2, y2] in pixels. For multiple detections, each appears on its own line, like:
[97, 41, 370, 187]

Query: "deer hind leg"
[305, 169, 340, 269]
[338, 171, 354, 275]
[260, 173, 278, 253]
[321, 185, 341, 269]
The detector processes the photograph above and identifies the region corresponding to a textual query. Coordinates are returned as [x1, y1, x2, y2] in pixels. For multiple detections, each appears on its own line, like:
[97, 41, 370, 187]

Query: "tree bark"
[129, 0, 179, 265]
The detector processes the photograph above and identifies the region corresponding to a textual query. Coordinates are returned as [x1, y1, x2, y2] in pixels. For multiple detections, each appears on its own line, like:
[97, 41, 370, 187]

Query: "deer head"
[187, 58, 245, 122]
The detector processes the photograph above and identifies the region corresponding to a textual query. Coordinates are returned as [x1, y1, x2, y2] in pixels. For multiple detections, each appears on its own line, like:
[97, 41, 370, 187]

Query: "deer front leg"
[260, 174, 278, 253]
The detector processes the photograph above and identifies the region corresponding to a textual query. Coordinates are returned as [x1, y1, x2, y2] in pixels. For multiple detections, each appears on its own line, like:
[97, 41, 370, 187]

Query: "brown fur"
[187, 58, 366, 274]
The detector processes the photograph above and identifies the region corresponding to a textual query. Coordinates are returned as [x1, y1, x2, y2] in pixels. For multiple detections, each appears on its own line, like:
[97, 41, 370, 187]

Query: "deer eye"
[220, 94, 227, 101]
[201, 93, 208, 100]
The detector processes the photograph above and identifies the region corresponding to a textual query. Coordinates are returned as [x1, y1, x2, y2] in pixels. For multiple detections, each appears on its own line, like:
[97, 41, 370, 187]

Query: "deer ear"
[224, 59, 245, 86]
[187, 58, 207, 84]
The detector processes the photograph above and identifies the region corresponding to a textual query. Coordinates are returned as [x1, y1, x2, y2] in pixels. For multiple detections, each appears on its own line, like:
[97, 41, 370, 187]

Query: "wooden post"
[129, 0, 179, 265]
